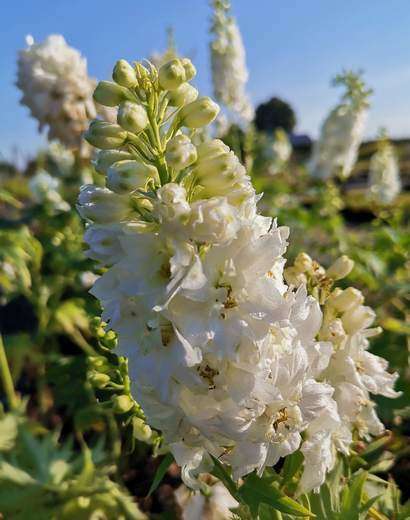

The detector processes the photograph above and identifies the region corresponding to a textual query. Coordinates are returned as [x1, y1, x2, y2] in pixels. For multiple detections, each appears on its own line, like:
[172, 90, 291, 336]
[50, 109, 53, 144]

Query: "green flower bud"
[167, 82, 198, 107]
[179, 97, 220, 128]
[181, 58, 196, 81]
[94, 150, 133, 175]
[93, 81, 129, 107]
[112, 59, 137, 88]
[326, 255, 354, 280]
[107, 160, 158, 193]
[158, 58, 186, 90]
[112, 394, 134, 414]
[88, 371, 110, 389]
[117, 101, 148, 133]
[84, 120, 127, 149]
[132, 417, 152, 442]
[89, 355, 111, 372]
[165, 134, 197, 171]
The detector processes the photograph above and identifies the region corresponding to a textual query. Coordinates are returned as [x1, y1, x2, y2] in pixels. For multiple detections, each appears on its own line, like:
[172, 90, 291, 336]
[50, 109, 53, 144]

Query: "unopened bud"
[107, 160, 158, 193]
[159, 58, 186, 90]
[132, 417, 152, 442]
[167, 82, 198, 107]
[112, 394, 134, 414]
[84, 120, 127, 149]
[113, 59, 137, 88]
[180, 97, 220, 128]
[89, 355, 110, 372]
[181, 58, 196, 81]
[165, 134, 197, 171]
[77, 184, 130, 223]
[329, 287, 364, 313]
[294, 252, 313, 273]
[284, 266, 307, 287]
[342, 305, 376, 334]
[319, 318, 346, 345]
[93, 81, 129, 107]
[89, 371, 110, 389]
[117, 101, 148, 133]
[326, 255, 354, 280]
[94, 150, 133, 175]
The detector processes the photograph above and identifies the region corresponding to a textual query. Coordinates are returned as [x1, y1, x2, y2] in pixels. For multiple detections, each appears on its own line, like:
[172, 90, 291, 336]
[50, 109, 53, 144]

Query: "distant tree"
[254, 97, 296, 134]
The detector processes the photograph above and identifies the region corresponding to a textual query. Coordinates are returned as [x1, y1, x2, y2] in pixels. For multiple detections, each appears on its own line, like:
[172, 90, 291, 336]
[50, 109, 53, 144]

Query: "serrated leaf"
[147, 452, 174, 497]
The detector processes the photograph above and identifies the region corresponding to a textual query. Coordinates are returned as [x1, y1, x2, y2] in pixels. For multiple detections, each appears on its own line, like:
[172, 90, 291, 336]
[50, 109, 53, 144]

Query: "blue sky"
[2, 0, 410, 160]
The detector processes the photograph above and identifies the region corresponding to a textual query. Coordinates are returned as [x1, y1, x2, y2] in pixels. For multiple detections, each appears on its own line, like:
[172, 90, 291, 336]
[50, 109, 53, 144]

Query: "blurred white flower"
[309, 71, 371, 180]
[368, 136, 401, 204]
[29, 170, 69, 212]
[210, 0, 254, 123]
[17, 34, 96, 149]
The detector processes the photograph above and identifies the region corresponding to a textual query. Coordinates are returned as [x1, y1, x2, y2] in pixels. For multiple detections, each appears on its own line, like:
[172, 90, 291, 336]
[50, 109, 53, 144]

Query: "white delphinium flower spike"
[210, 0, 254, 124]
[309, 71, 371, 180]
[79, 55, 340, 492]
[368, 132, 401, 205]
[17, 35, 97, 149]
[285, 253, 400, 493]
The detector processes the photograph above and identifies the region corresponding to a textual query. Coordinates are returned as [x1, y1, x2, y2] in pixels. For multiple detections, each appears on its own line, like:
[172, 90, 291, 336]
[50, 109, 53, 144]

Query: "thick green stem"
[0, 334, 18, 410]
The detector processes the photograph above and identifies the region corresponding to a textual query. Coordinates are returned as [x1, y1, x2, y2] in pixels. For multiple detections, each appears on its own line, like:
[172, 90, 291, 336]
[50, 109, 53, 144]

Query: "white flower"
[368, 138, 401, 204]
[309, 72, 370, 180]
[17, 35, 96, 148]
[83, 224, 126, 265]
[166, 134, 198, 171]
[29, 170, 69, 212]
[175, 481, 238, 519]
[210, 0, 254, 123]
[188, 197, 240, 244]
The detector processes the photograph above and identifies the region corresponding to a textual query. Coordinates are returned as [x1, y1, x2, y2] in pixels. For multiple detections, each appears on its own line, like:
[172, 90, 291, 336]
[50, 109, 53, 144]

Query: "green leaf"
[281, 450, 303, 486]
[239, 473, 314, 517]
[147, 452, 174, 497]
[340, 471, 368, 519]
[0, 414, 18, 451]
[211, 456, 241, 503]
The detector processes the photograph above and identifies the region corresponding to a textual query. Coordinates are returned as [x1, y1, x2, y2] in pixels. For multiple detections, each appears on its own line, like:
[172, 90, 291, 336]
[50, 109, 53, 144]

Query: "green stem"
[0, 334, 18, 410]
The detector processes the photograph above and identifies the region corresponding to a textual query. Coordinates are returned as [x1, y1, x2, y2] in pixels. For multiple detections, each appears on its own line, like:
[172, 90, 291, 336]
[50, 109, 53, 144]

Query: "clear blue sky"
[2, 0, 410, 161]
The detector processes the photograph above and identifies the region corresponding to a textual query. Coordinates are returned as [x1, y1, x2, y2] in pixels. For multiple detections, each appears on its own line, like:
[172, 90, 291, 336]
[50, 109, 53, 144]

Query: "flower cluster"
[309, 71, 371, 180]
[368, 134, 401, 204]
[285, 253, 400, 491]
[210, 0, 254, 123]
[79, 56, 398, 494]
[29, 170, 70, 213]
[16, 35, 97, 149]
[266, 128, 292, 175]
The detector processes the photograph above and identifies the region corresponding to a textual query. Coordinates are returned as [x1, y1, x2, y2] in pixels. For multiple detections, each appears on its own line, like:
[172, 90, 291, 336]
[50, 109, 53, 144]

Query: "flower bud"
[132, 417, 152, 442]
[84, 120, 127, 149]
[329, 287, 364, 313]
[167, 83, 198, 107]
[117, 101, 148, 133]
[93, 150, 133, 175]
[93, 81, 129, 107]
[326, 255, 354, 280]
[107, 160, 158, 193]
[77, 184, 130, 223]
[181, 58, 196, 81]
[88, 371, 110, 389]
[342, 305, 376, 334]
[89, 355, 111, 372]
[159, 58, 186, 90]
[112, 394, 134, 414]
[294, 252, 313, 273]
[165, 134, 197, 171]
[112, 59, 137, 87]
[319, 318, 346, 345]
[284, 266, 307, 287]
[180, 97, 220, 128]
